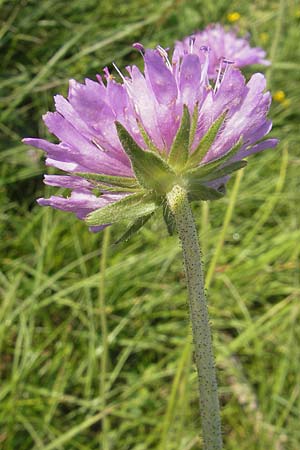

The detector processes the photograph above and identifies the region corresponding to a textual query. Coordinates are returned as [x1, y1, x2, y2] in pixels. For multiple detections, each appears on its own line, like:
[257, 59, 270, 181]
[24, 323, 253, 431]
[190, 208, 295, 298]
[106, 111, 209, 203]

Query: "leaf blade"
[115, 212, 154, 244]
[75, 172, 138, 188]
[196, 160, 247, 182]
[187, 183, 224, 201]
[187, 138, 244, 179]
[168, 105, 190, 171]
[85, 192, 157, 226]
[187, 110, 227, 168]
[116, 122, 175, 194]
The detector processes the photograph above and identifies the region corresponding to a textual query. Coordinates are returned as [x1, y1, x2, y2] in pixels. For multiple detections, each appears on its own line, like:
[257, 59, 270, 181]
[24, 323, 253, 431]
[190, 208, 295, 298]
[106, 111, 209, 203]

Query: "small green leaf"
[75, 172, 138, 188]
[187, 138, 244, 179]
[187, 182, 224, 202]
[162, 201, 176, 236]
[187, 110, 227, 168]
[85, 192, 157, 226]
[116, 122, 175, 194]
[168, 105, 190, 171]
[197, 160, 247, 182]
[115, 212, 154, 244]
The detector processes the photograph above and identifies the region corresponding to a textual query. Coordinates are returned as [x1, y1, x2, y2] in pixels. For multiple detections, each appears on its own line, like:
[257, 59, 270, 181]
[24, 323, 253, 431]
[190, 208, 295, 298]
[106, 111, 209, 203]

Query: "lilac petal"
[216, 75, 271, 148]
[106, 78, 145, 149]
[248, 120, 272, 144]
[243, 73, 267, 110]
[54, 95, 92, 138]
[66, 79, 128, 159]
[43, 175, 93, 190]
[68, 78, 107, 106]
[23, 138, 91, 172]
[238, 138, 278, 158]
[45, 158, 87, 172]
[37, 190, 126, 221]
[202, 71, 273, 162]
[23, 137, 65, 157]
[206, 176, 230, 190]
[194, 69, 246, 160]
[127, 65, 164, 149]
[179, 54, 202, 112]
[89, 224, 110, 233]
[144, 49, 178, 105]
[43, 112, 133, 176]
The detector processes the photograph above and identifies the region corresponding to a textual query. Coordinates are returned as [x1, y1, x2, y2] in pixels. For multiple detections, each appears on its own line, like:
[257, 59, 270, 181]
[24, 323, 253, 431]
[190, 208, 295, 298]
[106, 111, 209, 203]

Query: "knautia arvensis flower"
[23, 41, 277, 236]
[24, 38, 277, 450]
[174, 24, 270, 79]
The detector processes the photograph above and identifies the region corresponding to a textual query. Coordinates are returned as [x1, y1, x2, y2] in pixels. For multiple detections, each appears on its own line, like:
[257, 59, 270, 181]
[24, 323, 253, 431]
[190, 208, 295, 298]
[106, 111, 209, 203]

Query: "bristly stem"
[167, 184, 222, 450]
[99, 227, 111, 450]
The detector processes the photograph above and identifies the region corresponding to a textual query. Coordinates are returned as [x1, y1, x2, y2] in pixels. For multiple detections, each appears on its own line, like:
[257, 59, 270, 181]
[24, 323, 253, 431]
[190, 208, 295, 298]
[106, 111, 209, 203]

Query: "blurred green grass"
[1, 0, 300, 449]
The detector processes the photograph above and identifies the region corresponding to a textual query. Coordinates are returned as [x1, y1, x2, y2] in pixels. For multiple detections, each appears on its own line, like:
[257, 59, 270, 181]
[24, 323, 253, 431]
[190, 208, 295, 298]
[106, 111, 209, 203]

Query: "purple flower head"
[23, 42, 277, 233]
[174, 24, 270, 79]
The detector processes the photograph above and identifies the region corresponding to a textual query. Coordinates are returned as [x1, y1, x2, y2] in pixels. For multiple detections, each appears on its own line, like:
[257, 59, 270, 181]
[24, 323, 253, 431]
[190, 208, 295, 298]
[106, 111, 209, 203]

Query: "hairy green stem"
[167, 184, 222, 450]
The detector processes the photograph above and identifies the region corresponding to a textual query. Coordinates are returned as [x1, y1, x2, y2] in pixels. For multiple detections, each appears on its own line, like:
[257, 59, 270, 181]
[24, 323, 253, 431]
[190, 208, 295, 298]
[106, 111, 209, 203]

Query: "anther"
[200, 45, 210, 53]
[132, 42, 145, 55]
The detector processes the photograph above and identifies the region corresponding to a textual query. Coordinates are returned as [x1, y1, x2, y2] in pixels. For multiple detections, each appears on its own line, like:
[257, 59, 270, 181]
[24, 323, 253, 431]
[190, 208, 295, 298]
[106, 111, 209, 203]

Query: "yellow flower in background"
[227, 12, 241, 22]
[295, 7, 300, 18]
[260, 32, 269, 44]
[273, 90, 290, 107]
[273, 90, 286, 103]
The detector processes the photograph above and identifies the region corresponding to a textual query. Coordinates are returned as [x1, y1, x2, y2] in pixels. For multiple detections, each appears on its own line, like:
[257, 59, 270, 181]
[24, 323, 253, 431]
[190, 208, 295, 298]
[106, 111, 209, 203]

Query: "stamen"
[213, 57, 235, 93]
[200, 45, 210, 86]
[112, 62, 127, 84]
[189, 36, 196, 54]
[91, 138, 106, 152]
[222, 58, 235, 79]
[214, 59, 224, 94]
[156, 45, 172, 70]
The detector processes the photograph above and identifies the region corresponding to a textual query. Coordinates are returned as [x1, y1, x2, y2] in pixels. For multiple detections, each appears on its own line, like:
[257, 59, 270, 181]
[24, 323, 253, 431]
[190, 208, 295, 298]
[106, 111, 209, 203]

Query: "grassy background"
[1, 0, 300, 449]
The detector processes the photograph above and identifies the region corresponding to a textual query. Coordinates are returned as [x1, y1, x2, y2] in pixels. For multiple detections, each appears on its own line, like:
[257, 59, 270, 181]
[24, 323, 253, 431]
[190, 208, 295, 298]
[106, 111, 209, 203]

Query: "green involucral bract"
[168, 105, 191, 171]
[186, 110, 227, 168]
[186, 137, 244, 179]
[75, 173, 139, 188]
[114, 212, 154, 244]
[116, 122, 176, 194]
[84, 112, 247, 232]
[85, 192, 158, 226]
